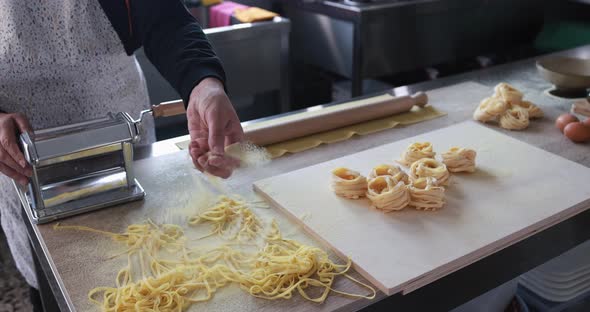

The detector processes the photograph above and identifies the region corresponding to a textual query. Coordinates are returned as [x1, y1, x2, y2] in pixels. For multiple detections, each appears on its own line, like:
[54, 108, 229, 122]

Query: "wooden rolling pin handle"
[411, 92, 428, 107]
[151, 100, 186, 118]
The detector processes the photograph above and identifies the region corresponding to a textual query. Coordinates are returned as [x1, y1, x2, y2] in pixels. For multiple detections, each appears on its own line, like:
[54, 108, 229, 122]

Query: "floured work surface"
[254, 121, 590, 296]
[32, 81, 488, 312]
[33, 81, 590, 311]
[34, 151, 380, 312]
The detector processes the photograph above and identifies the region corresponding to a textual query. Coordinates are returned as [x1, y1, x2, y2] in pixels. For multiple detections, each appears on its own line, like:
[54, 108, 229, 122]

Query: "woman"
[0, 0, 242, 303]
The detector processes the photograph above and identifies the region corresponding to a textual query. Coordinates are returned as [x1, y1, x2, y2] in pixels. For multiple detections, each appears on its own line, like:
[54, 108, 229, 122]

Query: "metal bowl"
[536, 56, 590, 91]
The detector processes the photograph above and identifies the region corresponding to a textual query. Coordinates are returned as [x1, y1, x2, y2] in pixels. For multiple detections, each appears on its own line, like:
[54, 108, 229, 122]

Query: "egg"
[564, 122, 590, 143]
[555, 114, 579, 133]
[584, 118, 590, 127]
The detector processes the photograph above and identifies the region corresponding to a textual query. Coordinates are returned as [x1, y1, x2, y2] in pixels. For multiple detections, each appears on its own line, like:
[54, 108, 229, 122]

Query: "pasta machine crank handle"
[138, 99, 186, 123]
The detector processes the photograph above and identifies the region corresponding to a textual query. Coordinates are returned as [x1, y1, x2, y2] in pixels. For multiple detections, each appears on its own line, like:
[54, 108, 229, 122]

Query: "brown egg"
[556, 114, 579, 133]
[564, 122, 590, 143]
[584, 118, 590, 127]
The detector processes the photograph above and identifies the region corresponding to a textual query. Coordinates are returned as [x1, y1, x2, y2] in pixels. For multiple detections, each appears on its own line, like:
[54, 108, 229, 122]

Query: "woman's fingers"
[0, 113, 33, 184]
[208, 154, 239, 169]
[207, 115, 226, 156]
[1, 133, 30, 171]
[0, 114, 32, 176]
[197, 153, 236, 179]
[0, 162, 28, 186]
[200, 162, 233, 179]
[197, 154, 209, 170]
[189, 141, 208, 171]
[0, 140, 31, 178]
[225, 120, 244, 146]
[0, 149, 28, 176]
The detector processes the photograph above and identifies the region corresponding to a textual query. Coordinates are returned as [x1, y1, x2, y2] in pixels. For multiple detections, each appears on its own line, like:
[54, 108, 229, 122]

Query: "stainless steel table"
[24, 44, 590, 311]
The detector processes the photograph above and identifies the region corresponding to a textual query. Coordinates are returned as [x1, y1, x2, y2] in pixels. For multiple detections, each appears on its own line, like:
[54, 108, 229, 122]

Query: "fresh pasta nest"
[499, 106, 529, 130]
[494, 82, 523, 106]
[368, 164, 409, 184]
[333, 141, 477, 213]
[408, 177, 446, 211]
[473, 97, 508, 122]
[409, 158, 450, 186]
[442, 147, 477, 173]
[366, 176, 410, 212]
[473, 82, 543, 130]
[515, 100, 544, 119]
[331, 167, 368, 199]
[397, 142, 435, 166]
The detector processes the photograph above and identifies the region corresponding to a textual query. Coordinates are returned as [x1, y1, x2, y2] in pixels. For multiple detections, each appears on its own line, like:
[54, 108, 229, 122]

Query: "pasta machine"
[13, 100, 186, 224]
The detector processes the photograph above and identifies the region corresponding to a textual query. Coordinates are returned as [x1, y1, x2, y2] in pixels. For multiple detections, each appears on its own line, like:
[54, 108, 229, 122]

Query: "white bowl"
[537, 56, 590, 91]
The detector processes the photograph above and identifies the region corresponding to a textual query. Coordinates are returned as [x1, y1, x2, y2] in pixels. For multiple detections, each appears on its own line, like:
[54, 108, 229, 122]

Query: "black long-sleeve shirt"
[99, 0, 226, 106]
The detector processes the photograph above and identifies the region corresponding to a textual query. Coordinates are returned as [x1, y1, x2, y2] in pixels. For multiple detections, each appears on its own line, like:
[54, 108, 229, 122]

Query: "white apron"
[0, 0, 155, 288]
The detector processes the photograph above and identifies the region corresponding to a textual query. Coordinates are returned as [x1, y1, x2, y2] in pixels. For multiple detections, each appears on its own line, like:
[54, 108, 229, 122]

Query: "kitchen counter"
[25, 45, 590, 311]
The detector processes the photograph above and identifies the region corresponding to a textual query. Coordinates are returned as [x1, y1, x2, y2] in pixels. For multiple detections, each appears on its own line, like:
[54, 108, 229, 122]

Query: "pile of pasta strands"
[54, 196, 375, 311]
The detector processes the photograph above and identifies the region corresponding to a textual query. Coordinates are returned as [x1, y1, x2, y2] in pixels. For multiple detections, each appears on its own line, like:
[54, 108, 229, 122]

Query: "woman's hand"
[186, 78, 243, 178]
[0, 113, 33, 185]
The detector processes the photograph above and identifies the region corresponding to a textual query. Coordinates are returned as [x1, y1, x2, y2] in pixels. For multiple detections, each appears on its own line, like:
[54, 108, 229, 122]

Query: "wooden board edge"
[401, 197, 590, 294]
[253, 183, 403, 296]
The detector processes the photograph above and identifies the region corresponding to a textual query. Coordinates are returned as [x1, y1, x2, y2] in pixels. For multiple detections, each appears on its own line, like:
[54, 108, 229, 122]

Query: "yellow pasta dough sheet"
[265, 105, 445, 158]
[175, 105, 446, 158]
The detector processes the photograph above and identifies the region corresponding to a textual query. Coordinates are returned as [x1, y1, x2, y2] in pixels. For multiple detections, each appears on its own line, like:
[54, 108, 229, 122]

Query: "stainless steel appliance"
[13, 101, 186, 224]
[288, 0, 544, 96]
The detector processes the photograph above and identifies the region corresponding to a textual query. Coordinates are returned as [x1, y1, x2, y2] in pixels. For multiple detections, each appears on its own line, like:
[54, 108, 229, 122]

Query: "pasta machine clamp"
[13, 100, 186, 224]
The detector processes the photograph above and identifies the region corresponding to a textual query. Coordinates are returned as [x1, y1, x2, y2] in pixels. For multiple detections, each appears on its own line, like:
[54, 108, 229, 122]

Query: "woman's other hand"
[186, 78, 243, 178]
[0, 113, 33, 185]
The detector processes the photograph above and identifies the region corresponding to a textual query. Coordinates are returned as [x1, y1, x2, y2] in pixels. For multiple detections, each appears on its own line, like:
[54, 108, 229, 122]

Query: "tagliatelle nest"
[366, 176, 410, 212]
[514, 100, 544, 119]
[494, 82, 523, 106]
[473, 96, 508, 122]
[409, 158, 450, 186]
[408, 177, 446, 211]
[473, 82, 543, 130]
[331, 167, 368, 199]
[441, 147, 477, 173]
[367, 164, 409, 184]
[499, 106, 530, 130]
[397, 142, 436, 167]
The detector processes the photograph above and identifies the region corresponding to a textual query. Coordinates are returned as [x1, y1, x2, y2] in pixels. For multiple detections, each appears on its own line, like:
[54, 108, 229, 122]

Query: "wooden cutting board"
[253, 121, 590, 296]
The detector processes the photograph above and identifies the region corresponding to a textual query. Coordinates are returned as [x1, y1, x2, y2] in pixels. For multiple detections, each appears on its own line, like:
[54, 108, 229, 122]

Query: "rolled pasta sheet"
[331, 167, 368, 199]
[398, 142, 436, 167]
[473, 96, 508, 122]
[409, 177, 445, 211]
[409, 158, 450, 186]
[367, 164, 409, 184]
[366, 176, 410, 212]
[499, 106, 530, 130]
[514, 100, 544, 119]
[442, 147, 477, 173]
[494, 82, 523, 105]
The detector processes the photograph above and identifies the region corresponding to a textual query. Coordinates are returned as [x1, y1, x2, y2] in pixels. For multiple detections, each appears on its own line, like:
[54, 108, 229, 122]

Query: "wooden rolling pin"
[243, 92, 428, 146]
[146, 92, 428, 146]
